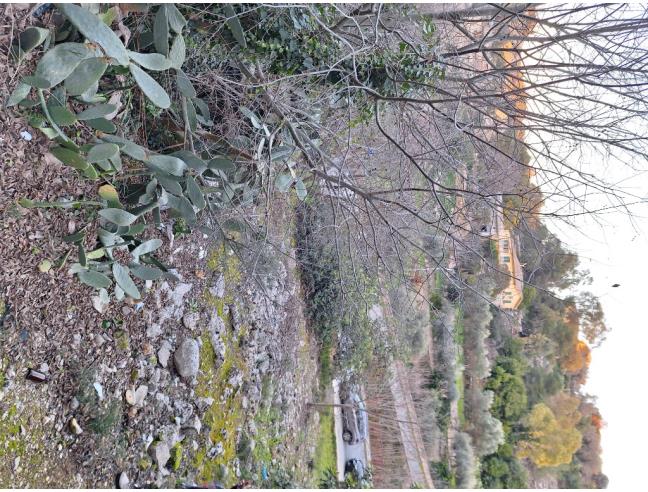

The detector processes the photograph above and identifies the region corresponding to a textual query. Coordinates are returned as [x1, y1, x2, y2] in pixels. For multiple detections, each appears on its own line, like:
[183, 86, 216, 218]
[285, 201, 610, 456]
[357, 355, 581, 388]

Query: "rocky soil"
[0, 5, 321, 486]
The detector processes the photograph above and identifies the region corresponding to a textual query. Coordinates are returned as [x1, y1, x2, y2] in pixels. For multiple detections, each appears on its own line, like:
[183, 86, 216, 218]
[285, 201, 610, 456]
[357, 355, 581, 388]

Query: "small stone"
[182, 415, 202, 435]
[146, 323, 163, 338]
[228, 369, 243, 389]
[39, 362, 49, 373]
[121, 306, 132, 316]
[72, 334, 81, 349]
[70, 418, 83, 435]
[125, 385, 148, 407]
[93, 382, 104, 400]
[149, 441, 171, 468]
[95, 334, 106, 347]
[92, 289, 110, 314]
[128, 407, 138, 419]
[207, 442, 224, 458]
[209, 275, 225, 298]
[157, 341, 172, 368]
[13, 457, 20, 472]
[174, 338, 199, 379]
[182, 312, 200, 331]
[70, 397, 80, 411]
[196, 397, 214, 412]
[118, 472, 130, 489]
[142, 342, 154, 356]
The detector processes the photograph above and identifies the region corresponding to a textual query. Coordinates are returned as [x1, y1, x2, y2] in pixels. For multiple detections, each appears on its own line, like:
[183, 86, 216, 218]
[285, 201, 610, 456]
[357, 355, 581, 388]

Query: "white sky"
[519, 3, 648, 486]
[543, 161, 648, 489]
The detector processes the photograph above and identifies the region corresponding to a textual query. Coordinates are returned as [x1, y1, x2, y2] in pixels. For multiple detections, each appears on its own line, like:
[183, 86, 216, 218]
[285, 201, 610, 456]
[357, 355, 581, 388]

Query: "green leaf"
[184, 96, 197, 132]
[208, 158, 236, 174]
[169, 34, 186, 69]
[295, 177, 307, 200]
[58, 3, 129, 66]
[78, 243, 87, 267]
[55, 20, 75, 43]
[271, 145, 295, 161]
[64, 57, 108, 96]
[98, 184, 121, 207]
[94, 159, 112, 172]
[99, 208, 138, 226]
[153, 5, 169, 56]
[112, 263, 140, 299]
[23, 76, 52, 89]
[239, 106, 263, 129]
[63, 230, 86, 244]
[86, 247, 105, 260]
[156, 174, 183, 195]
[98, 228, 117, 248]
[19, 98, 39, 108]
[131, 239, 163, 258]
[82, 165, 100, 180]
[78, 269, 112, 289]
[146, 154, 186, 176]
[275, 173, 293, 193]
[50, 146, 89, 170]
[223, 218, 246, 233]
[38, 127, 59, 139]
[109, 153, 122, 172]
[223, 4, 247, 48]
[87, 117, 116, 133]
[6, 82, 32, 107]
[172, 150, 207, 174]
[49, 86, 67, 107]
[48, 105, 77, 126]
[138, 30, 154, 50]
[102, 135, 148, 160]
[185, 175, 206, 210]
[175, 69, 196, 98]
[114, 284, 125, 301]
[127, 50, 171, 71]
[33, 42, 91, 88]
[130, 264, 163, 281]
[166, 4, 187, 34]
[167, 194, 196, 223]
[193, 97, 211, 120]
[126, 223, 146, 236]
[77, 81, 100, 103]
[77, 104, 117, 120]
[11, 27, 50, 60]
[130, 63, 171, 109]
[87, 143, 119, 163]
[100, 5, 118, 26]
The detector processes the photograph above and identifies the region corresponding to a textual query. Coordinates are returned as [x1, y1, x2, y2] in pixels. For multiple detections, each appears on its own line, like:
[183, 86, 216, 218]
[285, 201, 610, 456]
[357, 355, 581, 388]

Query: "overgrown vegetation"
[3, 3, 616, 489]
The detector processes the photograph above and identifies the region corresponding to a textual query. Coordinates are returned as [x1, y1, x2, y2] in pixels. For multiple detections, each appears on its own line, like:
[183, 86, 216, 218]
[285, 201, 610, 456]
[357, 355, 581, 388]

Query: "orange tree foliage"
[561, 339, 591, 374]
[517, 392, 583, 468]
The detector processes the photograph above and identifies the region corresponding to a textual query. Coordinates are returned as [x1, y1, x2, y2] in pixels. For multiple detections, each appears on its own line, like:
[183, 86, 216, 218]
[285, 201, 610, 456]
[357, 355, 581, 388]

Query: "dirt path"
[389, 360, 435, 488]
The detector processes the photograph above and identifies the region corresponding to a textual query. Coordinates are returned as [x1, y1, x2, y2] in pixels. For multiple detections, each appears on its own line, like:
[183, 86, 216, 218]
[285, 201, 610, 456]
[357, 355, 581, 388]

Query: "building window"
[502, 255, 510, 263]
[504, 299, 511, 304]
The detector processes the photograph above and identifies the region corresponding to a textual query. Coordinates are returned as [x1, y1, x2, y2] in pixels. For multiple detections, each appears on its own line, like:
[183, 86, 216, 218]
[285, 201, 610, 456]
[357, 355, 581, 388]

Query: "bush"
[296, 199, 380, 374]
[480, 443, 528, 489]
[453, 432, 478, 488]
[461, 286, 494, 381]
[430, 461, 453, 488]
[465, 389, 505, 457]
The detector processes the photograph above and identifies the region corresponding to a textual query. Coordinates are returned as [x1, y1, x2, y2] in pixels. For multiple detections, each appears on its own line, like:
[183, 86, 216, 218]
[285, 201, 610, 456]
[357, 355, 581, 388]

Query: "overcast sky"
[543, 156, 648, 489]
